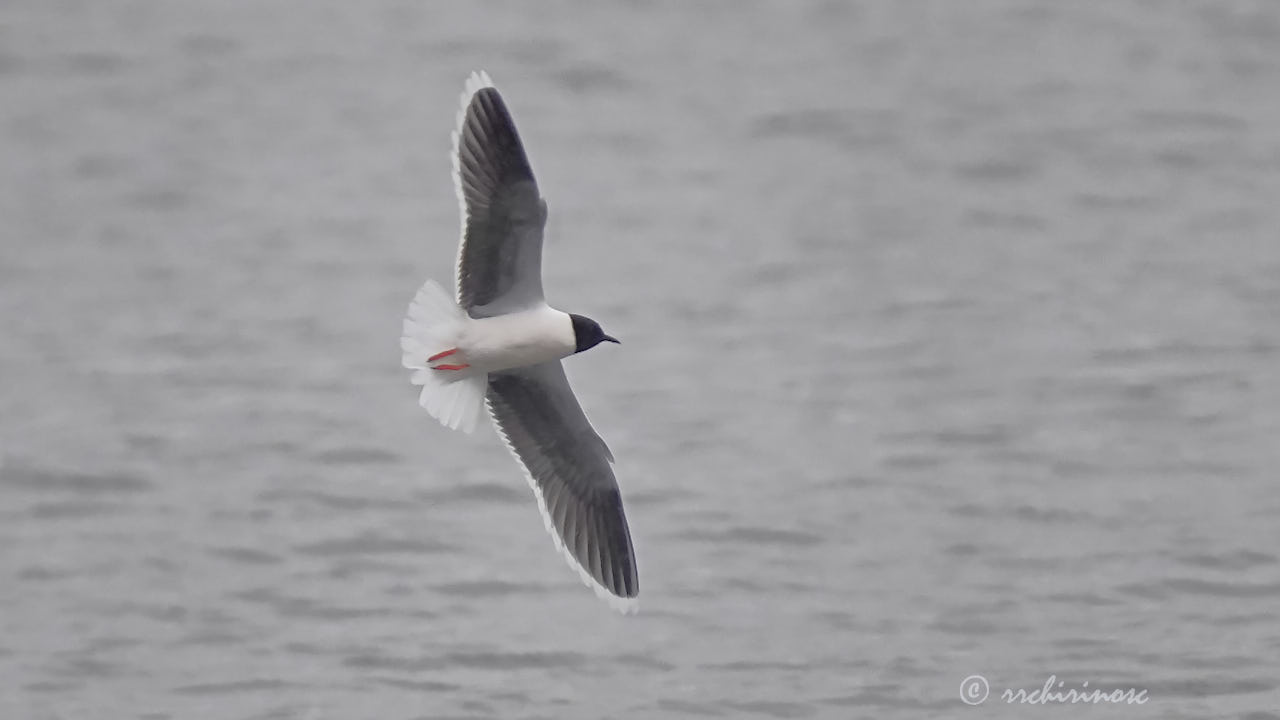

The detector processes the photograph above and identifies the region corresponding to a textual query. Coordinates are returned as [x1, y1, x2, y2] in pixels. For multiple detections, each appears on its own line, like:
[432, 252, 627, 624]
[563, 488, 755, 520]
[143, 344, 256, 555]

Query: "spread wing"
[486, 362, 639, 611]
[451, 71, 547, 317]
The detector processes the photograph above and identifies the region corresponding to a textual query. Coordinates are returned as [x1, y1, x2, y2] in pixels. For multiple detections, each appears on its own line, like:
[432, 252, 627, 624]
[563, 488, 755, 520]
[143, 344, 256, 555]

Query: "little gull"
[401, 71, 639, 613]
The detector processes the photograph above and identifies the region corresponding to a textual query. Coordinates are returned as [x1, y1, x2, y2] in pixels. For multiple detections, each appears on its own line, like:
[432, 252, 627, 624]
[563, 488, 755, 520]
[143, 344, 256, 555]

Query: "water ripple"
[291, 532, 457, 557]
[420, 482, 527, 505]
[311, 446, 402, 465]
[676, 526, 824, 548]
[433, 580, 545, 598]
[0, 465, 152, 495]
[209, 546, 284, 566]
[173, 679, 298, 695]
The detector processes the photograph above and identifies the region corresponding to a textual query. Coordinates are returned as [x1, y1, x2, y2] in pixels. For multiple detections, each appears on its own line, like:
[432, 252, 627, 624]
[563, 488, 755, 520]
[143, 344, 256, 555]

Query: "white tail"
[401, 279, 487, 434]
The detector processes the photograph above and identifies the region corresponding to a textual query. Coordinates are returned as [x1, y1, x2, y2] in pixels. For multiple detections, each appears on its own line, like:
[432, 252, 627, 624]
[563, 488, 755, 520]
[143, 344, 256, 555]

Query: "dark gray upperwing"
[486, 362, 638, 601]
[453, 86, 547, 316]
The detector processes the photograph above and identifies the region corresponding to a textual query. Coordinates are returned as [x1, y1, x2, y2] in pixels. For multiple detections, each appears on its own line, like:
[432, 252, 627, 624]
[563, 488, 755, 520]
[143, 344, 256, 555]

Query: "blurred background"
[2, 1, 1279, 718]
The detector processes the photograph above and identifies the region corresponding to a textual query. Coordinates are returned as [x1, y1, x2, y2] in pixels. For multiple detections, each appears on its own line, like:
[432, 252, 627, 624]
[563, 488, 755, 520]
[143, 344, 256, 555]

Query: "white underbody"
[401, 278, 575, 434]
[456, 305, 576, 372]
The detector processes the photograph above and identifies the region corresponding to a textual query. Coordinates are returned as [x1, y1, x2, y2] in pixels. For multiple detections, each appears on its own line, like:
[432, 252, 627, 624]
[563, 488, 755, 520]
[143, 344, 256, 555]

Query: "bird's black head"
[570, 313, 620, 353]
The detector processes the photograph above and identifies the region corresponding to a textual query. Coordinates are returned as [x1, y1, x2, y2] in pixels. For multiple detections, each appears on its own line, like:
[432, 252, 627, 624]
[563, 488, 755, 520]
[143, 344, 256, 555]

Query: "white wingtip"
[487, 400, 639, 615]
[465, 69, 494, 95]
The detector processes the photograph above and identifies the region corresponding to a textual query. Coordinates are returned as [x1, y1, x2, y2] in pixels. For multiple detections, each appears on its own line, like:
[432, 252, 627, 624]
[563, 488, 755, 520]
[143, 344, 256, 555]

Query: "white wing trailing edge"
[451, 70, 494, 300]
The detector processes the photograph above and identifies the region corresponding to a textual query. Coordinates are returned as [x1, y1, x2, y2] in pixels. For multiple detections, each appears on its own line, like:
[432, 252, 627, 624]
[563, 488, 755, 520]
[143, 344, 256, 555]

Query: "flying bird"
[401, 71, 639, 613]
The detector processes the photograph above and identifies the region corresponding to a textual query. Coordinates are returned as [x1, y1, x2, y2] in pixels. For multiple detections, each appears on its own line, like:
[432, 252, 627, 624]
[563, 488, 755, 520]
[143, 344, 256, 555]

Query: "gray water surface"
[3, 2, 1280, 718]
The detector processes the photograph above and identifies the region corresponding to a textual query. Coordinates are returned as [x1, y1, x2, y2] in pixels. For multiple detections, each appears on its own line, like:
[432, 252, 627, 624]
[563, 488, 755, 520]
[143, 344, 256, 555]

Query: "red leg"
[428, 348, 458, 362]
[432, 363, 470, 371]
